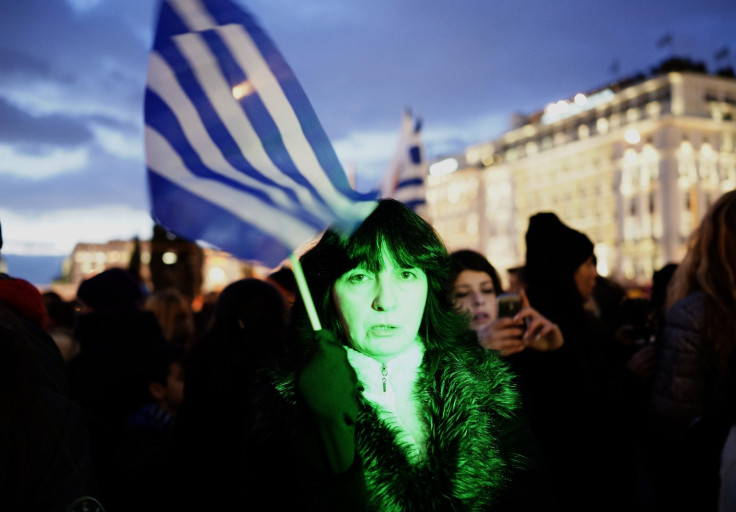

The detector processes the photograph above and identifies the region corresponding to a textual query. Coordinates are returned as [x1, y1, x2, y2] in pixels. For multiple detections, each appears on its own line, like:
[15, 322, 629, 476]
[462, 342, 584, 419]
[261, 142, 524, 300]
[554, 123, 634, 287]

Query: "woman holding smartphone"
[449, 249, 563, 357]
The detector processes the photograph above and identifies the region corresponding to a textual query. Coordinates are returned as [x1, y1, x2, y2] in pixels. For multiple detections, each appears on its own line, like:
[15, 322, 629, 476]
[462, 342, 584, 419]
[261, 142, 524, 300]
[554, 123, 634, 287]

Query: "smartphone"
[497, 292, 523, 318]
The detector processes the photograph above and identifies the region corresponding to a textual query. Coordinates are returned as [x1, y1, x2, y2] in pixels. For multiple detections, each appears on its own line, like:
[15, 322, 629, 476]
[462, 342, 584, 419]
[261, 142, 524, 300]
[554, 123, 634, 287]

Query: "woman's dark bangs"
[382, 229, 424, 270]
[338, 198, 444, 273]
[343, 225, 384, 272]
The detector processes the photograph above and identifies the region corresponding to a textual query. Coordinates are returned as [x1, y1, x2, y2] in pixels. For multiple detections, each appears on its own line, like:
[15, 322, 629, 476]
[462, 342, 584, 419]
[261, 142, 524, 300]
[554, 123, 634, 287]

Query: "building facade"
[427, 59, 736, 287]
[64, 236, 265, 300]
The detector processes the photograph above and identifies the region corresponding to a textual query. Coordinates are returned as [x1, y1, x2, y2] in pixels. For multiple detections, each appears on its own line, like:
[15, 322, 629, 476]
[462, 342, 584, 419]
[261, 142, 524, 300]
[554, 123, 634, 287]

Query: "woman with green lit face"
[331, 244, 427, 363]
[277, 199, 548, 511]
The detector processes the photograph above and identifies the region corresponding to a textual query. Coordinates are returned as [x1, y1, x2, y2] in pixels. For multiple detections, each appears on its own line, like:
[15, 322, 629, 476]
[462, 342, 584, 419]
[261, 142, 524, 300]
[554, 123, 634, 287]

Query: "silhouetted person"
[172, 278, 291, 509]
[0, 274, 69, 393]
[68, 268, 166, 509]
[0, 301, 100, 511]
[268, 266, 297, 307]
[523, 212, 635, 511]
[144, 287, 196, 349]
[115, 342, 186, 512]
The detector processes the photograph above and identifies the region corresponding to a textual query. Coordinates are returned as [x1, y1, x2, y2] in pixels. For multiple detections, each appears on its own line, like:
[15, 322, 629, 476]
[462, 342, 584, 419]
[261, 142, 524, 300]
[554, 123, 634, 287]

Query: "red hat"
[0, 277, 47, 330]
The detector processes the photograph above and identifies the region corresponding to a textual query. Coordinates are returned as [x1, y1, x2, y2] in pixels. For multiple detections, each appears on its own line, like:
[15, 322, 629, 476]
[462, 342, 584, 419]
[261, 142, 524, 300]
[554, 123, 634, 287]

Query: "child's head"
[144, 343, 186, 416]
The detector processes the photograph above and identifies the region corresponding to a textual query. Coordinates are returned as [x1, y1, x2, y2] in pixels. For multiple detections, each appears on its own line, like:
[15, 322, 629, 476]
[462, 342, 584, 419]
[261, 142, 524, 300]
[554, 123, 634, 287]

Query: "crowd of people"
[1, 192, 735, 511]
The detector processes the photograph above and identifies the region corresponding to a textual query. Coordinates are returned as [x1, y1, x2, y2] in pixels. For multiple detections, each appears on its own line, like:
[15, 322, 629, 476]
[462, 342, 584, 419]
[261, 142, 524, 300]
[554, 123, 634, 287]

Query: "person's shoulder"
[667, 292, 706, 330]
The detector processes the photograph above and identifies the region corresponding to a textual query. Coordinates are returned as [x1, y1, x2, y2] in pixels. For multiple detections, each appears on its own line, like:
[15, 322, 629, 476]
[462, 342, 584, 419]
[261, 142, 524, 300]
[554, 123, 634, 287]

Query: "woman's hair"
[144, 288, 196, 348]
[667, 190, 736, 364]
[448, 249, 504, 296]
[213, 278, 288, 336]
[290, 199, 471, 356]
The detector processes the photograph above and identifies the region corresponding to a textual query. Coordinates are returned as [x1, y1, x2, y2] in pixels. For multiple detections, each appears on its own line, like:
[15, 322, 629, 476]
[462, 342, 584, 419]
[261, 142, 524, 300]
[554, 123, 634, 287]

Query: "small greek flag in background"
[145, 0, 377, 267]
[379, 109, 427, 215]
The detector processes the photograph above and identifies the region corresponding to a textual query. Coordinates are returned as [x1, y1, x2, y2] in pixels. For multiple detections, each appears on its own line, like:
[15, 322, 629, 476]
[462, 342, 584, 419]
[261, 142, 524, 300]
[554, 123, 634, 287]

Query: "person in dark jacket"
[68, 268, 166, 509]
[258, 199, 547, 511]
[0, 301, 100, 511]
[522, 212, 637, 511]
[170, 278, 293, 510]
[649, 190, 736, 511]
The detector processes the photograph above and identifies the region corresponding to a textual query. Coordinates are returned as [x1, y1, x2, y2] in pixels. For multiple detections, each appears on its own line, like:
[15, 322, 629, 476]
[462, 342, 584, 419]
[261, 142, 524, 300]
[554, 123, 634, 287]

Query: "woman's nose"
[473, 290, 485, 306]
[372, 278, 398, 312]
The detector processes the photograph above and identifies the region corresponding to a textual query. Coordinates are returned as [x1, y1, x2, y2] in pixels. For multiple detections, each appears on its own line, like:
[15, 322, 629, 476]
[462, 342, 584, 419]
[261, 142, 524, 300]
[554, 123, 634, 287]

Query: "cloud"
[0, 144, 88, 180]
[90, 123, 144, 160]
[64, 0, 103, 14]
[0, 47, 55, 80]
[0, 146, 149, 212]
[0, 205, 154, 256]
[331, 110, 508, 192]
[0, 96, 93, 146]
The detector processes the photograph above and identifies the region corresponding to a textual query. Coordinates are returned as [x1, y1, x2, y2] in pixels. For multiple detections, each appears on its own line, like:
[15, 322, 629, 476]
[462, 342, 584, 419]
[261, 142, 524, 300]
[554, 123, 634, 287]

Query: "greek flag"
[145, 0, 377, 267]
[379, 109, 427, 215]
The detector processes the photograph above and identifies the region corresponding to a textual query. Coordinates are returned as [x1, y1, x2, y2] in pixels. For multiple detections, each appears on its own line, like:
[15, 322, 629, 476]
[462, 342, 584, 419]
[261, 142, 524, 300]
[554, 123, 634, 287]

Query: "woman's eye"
[453, 292, 469, 299]
[482, 289, 495, 295]
[347, 273, 368, 283]
[399, 270, 417, 280]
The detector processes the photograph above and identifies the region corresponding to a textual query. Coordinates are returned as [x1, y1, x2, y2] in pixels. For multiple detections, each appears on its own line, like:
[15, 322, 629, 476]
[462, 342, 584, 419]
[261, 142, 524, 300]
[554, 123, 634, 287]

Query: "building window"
[705, 91, 719, 103]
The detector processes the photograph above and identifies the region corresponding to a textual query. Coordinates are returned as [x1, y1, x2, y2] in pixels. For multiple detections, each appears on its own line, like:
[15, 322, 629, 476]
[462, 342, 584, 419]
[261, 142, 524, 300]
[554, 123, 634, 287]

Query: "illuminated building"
[66, 235, 264, 299]
[427, 58, 736, 286]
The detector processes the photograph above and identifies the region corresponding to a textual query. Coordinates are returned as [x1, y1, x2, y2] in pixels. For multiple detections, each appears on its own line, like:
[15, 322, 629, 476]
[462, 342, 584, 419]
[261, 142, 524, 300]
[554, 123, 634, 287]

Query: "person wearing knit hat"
[76, 267, 144, 313]
[69, 266, 166, 505]
[0, 274, 68, 394]
[0, 276, 47, 330]
[525, 212, 597, 303]
[521, 211, 637, 511]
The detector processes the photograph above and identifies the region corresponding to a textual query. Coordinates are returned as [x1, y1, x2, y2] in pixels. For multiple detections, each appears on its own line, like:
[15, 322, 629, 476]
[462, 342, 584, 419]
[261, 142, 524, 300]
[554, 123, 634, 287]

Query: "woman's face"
[452, 270, 498, 332]
[332, 246, 428, 363]
[574, 255, 598, 301]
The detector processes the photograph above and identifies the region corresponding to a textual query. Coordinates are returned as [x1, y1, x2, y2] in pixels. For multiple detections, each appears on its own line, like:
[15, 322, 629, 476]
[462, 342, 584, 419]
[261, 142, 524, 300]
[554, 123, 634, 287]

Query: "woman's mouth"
[370, 324, 399, 337]
[472, 312, 489, 323]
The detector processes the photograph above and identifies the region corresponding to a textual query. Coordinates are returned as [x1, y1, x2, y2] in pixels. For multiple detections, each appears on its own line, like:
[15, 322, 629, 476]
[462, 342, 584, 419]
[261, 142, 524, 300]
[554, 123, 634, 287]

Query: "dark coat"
[0, 304, 97, 511]
[650, 292, 721, 435]
[67, 309, 166, 507]
[648, 291, 736, 511]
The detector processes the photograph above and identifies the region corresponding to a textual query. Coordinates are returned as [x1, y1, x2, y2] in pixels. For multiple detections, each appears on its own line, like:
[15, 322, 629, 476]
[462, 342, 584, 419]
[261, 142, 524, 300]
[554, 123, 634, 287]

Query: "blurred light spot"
[232, 81, 254, 100]
[429, 158, 458, 176]
[162, 252, 178, 265]
[625, 129, 641, 144]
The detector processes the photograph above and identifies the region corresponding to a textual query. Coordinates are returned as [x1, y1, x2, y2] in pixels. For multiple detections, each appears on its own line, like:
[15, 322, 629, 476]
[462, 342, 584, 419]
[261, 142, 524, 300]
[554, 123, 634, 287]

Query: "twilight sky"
[1, 0, 735, 258]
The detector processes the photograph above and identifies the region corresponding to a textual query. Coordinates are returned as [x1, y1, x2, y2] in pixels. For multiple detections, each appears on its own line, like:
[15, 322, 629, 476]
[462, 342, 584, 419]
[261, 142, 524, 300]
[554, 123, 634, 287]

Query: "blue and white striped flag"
[379, 109, 427, 215]
[145, 0, 377, 267]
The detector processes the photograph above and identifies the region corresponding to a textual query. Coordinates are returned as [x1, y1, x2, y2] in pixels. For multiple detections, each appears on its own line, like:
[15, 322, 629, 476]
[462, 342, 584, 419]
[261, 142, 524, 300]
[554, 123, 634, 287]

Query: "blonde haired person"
[144, 288, 196, 349]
